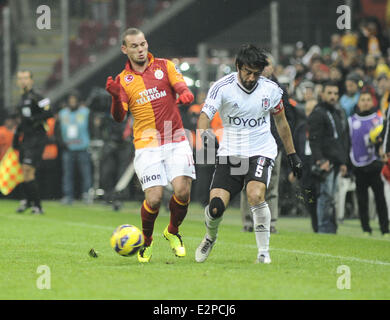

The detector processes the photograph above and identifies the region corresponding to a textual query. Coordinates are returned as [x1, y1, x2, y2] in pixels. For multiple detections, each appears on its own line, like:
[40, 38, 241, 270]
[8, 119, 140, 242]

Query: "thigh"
[20, 138, 45, 168]
[62, 150, 74, 169]
[210, 162, 244, 200]
[245, 156, 274, 188]
[319, 169, 336, 197]
[134, 147, 167, 191]
[164, 141, 196, 182]
[21, 163, 36, 181]
[77, 151, 91, 172]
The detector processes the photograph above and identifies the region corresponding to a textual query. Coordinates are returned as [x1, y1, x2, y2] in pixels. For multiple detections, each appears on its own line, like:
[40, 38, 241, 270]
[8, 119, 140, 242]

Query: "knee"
[174, 188, 191, 204]
[246, 190, 265, 206]
[145, 191, 163, 209]
[173, 178, 192, 203]
[209, 197, 226, 218]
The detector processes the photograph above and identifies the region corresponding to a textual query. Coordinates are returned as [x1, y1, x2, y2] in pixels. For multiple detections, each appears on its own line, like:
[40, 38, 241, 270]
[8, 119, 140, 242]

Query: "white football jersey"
[202, 72, 283, 159]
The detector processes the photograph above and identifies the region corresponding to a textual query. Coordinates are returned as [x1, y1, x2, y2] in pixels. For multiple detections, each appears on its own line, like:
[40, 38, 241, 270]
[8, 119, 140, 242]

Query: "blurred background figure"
[289, 82, 318, 232]
[346, 90, 389, 236]
[36, 115, 61, 200]
[89, 0, 110, 27]
[99, 113, 134, 211]
[13, 70, 52, 215]
[56, 91, 93, 205]
[340, 72, 361, 118]
[0, 112, 16, 162]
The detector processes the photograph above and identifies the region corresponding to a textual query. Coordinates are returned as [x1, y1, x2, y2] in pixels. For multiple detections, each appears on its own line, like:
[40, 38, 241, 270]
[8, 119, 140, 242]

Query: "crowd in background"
[1, 15, 390, 234]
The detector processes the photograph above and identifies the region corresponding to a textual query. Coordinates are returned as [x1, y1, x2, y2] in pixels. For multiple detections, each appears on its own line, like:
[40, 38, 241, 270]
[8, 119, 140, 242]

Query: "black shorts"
[210, 155, 274, 198]
[19, 136, 46, 168]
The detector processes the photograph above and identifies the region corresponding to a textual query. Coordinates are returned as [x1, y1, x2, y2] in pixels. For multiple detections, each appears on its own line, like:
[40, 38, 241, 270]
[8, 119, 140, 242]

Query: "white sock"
[251, 202, 271, 256]
[204, 205, 223, 241]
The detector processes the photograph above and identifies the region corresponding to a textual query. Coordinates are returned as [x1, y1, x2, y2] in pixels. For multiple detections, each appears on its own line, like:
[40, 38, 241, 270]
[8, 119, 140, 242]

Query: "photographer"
[308, 81, 348, 234]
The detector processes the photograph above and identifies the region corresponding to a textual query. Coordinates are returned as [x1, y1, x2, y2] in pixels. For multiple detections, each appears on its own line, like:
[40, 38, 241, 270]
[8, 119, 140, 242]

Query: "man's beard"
[242, 80, 256, 90]
[239, 74, 256, 90]
[133, 57, 147, 66]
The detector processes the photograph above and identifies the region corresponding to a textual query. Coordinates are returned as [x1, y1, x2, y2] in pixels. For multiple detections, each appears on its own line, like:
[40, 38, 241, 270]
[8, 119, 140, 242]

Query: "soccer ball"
[110, 224, 144, 256]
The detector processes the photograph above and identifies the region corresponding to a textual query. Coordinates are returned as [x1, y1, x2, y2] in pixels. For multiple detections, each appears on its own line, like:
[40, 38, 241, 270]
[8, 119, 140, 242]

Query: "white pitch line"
[1, 213, 390, 266]
[183, 236, 390, 266]
[270, 248, 390, 266]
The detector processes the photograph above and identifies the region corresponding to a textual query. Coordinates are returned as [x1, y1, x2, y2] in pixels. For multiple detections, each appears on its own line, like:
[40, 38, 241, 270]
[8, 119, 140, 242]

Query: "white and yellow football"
[110, 224, 144, 256]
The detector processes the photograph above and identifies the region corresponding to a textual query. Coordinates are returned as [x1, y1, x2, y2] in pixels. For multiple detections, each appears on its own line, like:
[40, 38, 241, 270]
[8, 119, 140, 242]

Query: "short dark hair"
[322, 81, 339, 92]
[68, 89, 80, 100]
[235, 44, 269, 72]
[121, 28, 143, 46]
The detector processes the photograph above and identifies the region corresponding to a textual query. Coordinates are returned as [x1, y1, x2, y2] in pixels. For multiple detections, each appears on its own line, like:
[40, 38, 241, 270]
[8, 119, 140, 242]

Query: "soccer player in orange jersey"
[105, 28, 195, 262]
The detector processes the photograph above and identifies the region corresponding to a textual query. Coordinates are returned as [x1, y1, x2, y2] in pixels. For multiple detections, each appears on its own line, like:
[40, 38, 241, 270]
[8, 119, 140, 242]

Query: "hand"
[176, 90, 194, 105]
[317, 159, 330, 172]
[339, 164, 348, 177]
[201, 129, 219, 149]
[288, 171, 297, 184]
[105, 76, 121, 99]
[287, 153, 303, 179]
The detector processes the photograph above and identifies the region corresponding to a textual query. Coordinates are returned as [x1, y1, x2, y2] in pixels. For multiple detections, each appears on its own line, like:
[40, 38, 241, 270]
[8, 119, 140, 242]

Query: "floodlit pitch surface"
[0, 199, 389, 300]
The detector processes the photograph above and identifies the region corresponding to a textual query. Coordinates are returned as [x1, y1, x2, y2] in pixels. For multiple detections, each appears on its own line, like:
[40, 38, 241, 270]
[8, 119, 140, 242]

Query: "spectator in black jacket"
[290, 92, 318, 232]
[308, 81, 348, 234]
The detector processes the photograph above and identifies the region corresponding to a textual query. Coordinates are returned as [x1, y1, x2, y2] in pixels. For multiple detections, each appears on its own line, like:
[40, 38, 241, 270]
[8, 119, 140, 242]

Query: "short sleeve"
[166, 60, 186, 87]
[202, 82, 224, 120]
[270, 85, 283, 109]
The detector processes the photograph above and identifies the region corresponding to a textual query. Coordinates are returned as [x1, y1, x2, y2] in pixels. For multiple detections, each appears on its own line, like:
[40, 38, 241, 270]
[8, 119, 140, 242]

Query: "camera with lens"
[311, 159, 333, 181]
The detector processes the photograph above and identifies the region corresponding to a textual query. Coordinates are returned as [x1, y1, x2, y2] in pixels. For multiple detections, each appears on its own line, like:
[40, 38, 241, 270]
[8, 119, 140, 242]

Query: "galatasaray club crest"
[125, 74, 134, 83]
[154, 69, 164, 80]
[262, 97, 270, 110]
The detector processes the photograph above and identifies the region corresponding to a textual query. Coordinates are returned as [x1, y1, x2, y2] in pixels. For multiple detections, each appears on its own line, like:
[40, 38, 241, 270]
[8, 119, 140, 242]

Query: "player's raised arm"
[272, 103, 303, 178]
[106, 75, 128, 122]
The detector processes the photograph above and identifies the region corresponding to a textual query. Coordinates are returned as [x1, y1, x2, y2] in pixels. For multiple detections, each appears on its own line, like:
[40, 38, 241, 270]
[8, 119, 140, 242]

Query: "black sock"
[25, 180, 41, 209]
[19, 182, 31, 206]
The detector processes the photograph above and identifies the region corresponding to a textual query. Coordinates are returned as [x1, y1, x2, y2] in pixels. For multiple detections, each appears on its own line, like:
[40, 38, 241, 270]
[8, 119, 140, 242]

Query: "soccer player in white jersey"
[195, 44, 303, 264]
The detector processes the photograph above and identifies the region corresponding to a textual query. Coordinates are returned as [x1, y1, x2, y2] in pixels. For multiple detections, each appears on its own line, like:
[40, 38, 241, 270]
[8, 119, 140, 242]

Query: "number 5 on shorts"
[255, 164, 263, 177]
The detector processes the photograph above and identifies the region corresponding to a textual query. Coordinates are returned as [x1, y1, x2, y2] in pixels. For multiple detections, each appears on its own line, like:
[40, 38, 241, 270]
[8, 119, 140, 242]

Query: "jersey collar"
[125, 52, 155, 74]
[236, 73, 259, 94]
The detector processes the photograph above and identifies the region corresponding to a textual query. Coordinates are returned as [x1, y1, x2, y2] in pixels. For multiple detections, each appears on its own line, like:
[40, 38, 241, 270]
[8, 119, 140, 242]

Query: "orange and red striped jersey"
[116, 53, 189, 149]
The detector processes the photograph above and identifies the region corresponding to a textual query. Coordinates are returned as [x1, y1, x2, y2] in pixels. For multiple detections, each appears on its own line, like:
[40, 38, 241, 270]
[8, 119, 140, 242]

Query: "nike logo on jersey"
[228, 116, 267, 127]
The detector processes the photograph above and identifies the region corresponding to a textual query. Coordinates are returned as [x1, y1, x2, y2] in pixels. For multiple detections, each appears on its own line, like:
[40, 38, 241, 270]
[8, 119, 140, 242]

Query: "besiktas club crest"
[262, 97, 270, 110]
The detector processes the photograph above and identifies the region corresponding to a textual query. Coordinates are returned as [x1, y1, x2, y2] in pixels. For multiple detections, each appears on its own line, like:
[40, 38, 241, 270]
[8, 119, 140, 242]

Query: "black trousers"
[354, 163, 389, 234]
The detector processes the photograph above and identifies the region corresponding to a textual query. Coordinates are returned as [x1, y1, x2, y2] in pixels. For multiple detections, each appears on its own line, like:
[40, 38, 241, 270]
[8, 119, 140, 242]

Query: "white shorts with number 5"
[134, 140, 196, 191]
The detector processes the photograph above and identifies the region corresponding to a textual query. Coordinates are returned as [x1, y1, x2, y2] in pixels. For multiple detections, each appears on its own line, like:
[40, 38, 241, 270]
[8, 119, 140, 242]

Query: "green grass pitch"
[0, 199, 389, 300]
